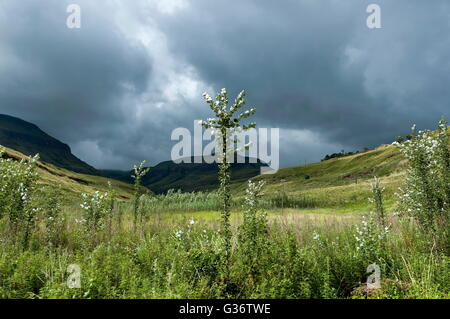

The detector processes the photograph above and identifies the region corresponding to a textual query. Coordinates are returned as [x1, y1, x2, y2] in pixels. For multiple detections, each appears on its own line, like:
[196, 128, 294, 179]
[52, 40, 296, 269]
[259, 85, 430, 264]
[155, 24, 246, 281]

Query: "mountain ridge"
[100, 156, 267, 194]
[0, 114, 98, 175]
[0, 114, 266, 193]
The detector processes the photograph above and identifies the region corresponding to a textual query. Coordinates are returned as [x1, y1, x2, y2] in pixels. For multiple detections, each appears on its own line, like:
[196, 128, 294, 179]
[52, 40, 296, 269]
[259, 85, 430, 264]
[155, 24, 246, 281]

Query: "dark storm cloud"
[0, 0, 449, 169]
[154, 0, 450, 151]
[0, 0, 156, 168]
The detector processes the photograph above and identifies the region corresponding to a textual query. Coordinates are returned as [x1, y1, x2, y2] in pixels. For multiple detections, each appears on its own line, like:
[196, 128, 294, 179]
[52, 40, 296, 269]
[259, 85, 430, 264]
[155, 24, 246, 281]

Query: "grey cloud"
[0, 0, 449, 169]
[154, 0, 450, 149]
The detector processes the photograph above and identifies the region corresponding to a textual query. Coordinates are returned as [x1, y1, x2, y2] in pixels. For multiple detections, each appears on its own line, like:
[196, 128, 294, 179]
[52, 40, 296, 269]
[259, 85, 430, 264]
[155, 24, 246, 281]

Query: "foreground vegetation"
[0, 208, 448, 299]
[0, 120, 448, 299]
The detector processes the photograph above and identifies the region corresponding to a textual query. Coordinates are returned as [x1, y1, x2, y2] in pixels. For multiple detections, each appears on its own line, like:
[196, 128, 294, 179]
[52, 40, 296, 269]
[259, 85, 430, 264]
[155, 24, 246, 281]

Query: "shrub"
[139, 189, 222, 213]
[0, 148, 40, 248]
[237, 181, 268, 283]
[132, 161, 151, 232]
[394, 119, 450, 240]
[353, 215, 389, 264]
[80, 190, 114, 243]
[39, 185, 66, 247]
[370, 176, 386, 227]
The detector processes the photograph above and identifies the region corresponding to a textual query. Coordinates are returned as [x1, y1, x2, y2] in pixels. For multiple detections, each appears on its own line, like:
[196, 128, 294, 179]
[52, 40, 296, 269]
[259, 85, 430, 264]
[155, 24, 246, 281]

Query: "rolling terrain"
[102, 156, 266, 194]
[0, 145, 135, 202]
[1, 140, 404, 213]
[0, 114, 410, 212]
[246, 144, 406, 212]
[2, 113, 447, 212]
[0, 114, 98, 175]
[1, 119, 448, 299]
[0, 114, 265, 194]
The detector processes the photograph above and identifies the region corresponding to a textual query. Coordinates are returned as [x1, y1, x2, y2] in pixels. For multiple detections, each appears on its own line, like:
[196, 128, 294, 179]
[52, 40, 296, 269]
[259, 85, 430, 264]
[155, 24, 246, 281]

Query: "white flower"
[174, 230, 183, 239]
[312, 231, 320, 241]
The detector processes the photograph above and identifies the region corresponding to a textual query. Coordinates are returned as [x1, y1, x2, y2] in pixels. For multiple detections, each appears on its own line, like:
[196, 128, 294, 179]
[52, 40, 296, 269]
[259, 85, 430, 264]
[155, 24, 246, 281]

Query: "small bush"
[80, 190, 114, 245]
[0, 148, 40, 248]
[237, 181, 268, 285]
[394, 119, 450, 248]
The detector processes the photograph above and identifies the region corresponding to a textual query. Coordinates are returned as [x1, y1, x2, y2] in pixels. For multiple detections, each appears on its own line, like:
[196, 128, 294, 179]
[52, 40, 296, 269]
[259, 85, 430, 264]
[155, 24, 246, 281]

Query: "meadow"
[0, 120, 449, 299]
[0, 193, 448, 299]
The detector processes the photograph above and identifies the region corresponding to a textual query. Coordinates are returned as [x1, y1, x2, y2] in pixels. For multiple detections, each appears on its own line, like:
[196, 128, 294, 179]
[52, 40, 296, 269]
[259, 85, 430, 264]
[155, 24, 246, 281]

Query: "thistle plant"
[41, 185, 65, 247]
[80, 190, 111, 236]
[132, 161, 151, 232]
[394, 119, 450, 234]
[370, 176, 386, 227]
[241, 181, 267, 241]
[238, 180, 267, 280]
[354, 214, 389, 263]
[199, 88, 256, 268]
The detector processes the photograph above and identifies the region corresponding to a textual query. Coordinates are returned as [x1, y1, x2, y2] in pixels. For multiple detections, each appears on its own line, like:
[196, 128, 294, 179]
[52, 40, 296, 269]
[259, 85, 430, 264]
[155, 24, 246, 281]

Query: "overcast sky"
[0, 0, 449, 169]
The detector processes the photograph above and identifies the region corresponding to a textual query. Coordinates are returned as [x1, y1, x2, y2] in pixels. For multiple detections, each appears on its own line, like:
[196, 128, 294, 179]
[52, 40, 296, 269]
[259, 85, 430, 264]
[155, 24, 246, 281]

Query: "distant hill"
[250, 144, 405, 194]
[250, 127, 450, 197]
[2, 113, 447, 213]
[0, 114, 266, 193]
[0, 145, 135, 201]
[0, 114, 98, 175]
[101, 156, 267, 194]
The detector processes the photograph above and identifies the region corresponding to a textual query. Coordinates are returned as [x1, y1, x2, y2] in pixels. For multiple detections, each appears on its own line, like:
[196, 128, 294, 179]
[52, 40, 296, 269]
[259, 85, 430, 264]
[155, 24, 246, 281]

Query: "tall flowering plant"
[0, 147, 40, 248]
[394, 119, 450, 233]
[199, 88, 256, 268]
[132, 161, 151, 232]
[80, 190, 111, 234]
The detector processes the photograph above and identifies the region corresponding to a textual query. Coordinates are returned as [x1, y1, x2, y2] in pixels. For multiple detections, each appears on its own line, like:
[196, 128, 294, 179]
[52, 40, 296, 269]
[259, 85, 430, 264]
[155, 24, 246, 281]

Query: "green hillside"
[251, 127, 450, 197]
[0, 114, 266, 194]
[238, 128, 446, 214]
[0, 145, 135, 201]
[253, 144, 404, 192]
[142, 157, 265, 193]
[0, 114, 98, 175]
[101, 156, 267, 194]
[0, 136, 407, 212]
[238, 144, 408, 213]
[2, 113, 447, 210]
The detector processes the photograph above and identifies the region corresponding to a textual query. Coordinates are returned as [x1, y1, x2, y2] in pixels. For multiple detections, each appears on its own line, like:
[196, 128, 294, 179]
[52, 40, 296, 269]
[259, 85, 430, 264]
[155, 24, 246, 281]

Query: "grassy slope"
[1, 145, 135, 202]
[3, 127, 447, 215]
[101, 157, 266, 194]
[142, 160, 265, 194]
[0, 114, 98, 175]
[243, 144, 407, 214]
[251, 127, 450, 214]
[1, 142, 406, 214]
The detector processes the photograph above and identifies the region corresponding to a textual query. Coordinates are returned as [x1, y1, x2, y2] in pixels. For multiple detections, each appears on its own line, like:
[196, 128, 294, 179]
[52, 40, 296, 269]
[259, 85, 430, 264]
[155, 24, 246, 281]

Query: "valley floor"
[0, 203, 448, 299]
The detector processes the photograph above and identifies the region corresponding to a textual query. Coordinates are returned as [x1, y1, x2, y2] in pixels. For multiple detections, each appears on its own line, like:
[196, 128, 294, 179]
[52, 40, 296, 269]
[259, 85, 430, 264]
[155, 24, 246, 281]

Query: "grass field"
[0, 203, 448, 299]
[0, 129, 449, 299]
